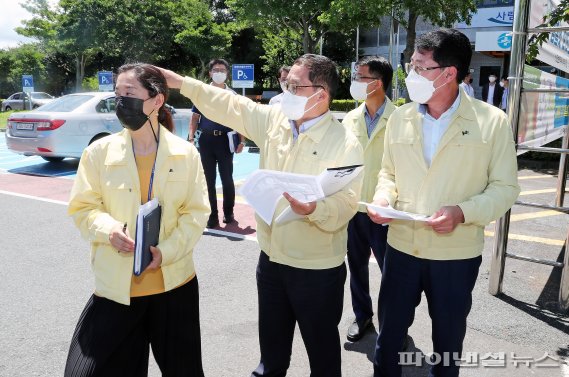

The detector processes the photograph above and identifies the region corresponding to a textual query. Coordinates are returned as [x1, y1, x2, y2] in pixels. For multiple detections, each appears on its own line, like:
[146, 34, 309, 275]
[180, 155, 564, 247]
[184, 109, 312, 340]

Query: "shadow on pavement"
[8, 158, 79, 177]
[343, 324, 378, 363]
[344, 331, 431, 376]
[221, 219, 256, 236]
[496, 245, 569, 358]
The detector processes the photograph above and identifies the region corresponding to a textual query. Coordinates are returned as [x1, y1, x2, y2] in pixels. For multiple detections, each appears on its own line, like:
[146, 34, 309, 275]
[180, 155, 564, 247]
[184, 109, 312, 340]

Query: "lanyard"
[131, 126, 160, 203]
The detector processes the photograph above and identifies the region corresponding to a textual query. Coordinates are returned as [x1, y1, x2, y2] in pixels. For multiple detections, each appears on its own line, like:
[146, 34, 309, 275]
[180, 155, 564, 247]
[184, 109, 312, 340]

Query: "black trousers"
[251, 252, 346, 377]
[346, 212, 388, 325]
[199, 132, 235, 218]
[64, 278, 204, 377]
[373, 245, 481, 377]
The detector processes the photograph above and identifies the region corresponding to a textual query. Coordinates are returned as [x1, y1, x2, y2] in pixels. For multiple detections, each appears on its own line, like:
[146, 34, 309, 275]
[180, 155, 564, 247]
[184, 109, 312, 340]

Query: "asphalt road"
[0, 166, 568, 376]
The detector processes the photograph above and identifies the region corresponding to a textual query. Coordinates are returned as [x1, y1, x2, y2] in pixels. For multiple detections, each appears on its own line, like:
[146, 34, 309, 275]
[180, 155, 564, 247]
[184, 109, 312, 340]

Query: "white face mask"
[499, 81, 504, 87]
[488, 76, 496, 83]
[212, 72, 227, 84]
[349, 80, 377, 101]
[404, 69, 448, 104]
[280, 90, 322, 120]
[280, 81, 287, 92]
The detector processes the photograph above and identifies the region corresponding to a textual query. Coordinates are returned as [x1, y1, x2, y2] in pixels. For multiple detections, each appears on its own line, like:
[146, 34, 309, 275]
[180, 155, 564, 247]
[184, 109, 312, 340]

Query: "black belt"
[200, 130, 227, 136]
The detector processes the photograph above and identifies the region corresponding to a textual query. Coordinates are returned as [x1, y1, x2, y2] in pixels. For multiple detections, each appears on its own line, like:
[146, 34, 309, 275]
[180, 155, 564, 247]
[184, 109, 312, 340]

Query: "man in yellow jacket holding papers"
[367, 29, 520, 377]
[159, 54, 363, 377]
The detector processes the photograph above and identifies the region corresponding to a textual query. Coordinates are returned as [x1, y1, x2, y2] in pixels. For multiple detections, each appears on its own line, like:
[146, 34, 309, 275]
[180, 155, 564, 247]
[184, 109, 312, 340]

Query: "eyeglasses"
[283, 82, 324, 95]
[351, 73, 379, 82]
[405, 63, 449, 76]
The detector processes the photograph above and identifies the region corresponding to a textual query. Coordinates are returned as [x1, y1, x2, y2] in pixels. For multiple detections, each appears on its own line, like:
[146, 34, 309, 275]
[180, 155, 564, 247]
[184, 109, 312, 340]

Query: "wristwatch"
[240, 141, 246, 146]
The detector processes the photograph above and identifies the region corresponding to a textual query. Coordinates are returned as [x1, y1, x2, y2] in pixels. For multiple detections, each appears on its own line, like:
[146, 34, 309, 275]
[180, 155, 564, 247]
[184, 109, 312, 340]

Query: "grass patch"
[0, 110, 23, 131]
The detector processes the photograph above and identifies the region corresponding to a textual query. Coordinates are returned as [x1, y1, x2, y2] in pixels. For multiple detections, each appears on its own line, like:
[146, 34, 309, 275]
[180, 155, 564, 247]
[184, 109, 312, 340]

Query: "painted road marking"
[518, 175, 556, 180]
[0, 189, 258, 242]
[0, 189, 68, 206]
[509, 210, 564, 222]
[484, 230, 565, 246]
[519, 188, 558, 196]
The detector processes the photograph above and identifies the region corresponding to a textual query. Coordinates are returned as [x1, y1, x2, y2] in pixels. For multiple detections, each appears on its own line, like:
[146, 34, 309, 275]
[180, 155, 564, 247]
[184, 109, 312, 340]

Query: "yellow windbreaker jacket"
[181, 77, 363, 269]
[342, 99, 396, 212]
[68, 127, 210, 305]
[374, 89, 520, 260]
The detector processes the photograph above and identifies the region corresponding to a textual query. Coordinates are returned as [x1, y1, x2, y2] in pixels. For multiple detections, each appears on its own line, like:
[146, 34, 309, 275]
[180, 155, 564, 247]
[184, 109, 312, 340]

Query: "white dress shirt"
[419, 94, 461, 167]
[486, 84, 495, 105]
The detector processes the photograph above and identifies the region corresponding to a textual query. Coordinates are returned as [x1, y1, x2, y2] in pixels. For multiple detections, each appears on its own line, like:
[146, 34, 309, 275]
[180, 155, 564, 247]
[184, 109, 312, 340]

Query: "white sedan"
[6, 92, 191, 162]
[1, 92, 55, 111]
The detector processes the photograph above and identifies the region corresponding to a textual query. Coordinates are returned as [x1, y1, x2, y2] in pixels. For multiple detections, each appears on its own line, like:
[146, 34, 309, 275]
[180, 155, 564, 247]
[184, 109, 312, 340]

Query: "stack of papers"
[359, 201, 429, 221]
[134, 198, 162, 276]
[240, 165, 363, 224]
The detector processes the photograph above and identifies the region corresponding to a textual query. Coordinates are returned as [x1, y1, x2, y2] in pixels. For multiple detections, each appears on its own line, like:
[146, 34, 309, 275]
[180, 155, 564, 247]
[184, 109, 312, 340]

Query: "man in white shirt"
[268, 65, 291, 106]
[500, 76, 509, 112]
[459, 72, 474, 97]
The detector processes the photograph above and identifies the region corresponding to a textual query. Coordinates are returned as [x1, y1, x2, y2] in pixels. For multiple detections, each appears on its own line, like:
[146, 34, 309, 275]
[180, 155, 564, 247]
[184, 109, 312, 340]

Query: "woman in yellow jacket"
[64, 63, 210, 377]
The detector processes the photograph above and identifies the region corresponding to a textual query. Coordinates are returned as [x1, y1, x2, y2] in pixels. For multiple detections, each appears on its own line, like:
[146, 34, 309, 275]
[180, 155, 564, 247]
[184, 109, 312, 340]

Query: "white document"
[134, 197, 160, 273]
[239, 169, 325, 224]
[359, 201, 429, 221]
[239, 165, 363, 225]
[275, 165, 364, 224]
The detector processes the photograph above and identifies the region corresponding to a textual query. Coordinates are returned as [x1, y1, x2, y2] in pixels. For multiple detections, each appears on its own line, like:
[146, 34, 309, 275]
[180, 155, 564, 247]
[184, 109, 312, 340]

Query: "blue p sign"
[22, 75, 34, 92]
[98, 71, 114, 92]
[231, 64, 254, 88]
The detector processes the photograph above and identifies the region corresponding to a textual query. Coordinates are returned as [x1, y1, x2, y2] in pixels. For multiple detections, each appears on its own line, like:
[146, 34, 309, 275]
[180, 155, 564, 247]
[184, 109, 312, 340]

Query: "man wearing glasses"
[188, 58, 245, 229]
[157, 54, 363, 377]
[342, 56, 396, 342]
[367, 29, 519, 376]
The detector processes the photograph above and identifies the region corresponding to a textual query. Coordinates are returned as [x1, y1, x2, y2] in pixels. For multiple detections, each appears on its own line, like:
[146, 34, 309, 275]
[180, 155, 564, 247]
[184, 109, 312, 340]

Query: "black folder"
[133, 199, 162, 276]
[228, 131, 240, 153]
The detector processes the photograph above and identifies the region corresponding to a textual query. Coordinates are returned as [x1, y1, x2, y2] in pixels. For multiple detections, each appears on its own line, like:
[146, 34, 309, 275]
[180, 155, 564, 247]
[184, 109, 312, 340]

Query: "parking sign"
[98, 71, 114, 92]
[232, 64, 254, 88]
[22, 75, 34, 93]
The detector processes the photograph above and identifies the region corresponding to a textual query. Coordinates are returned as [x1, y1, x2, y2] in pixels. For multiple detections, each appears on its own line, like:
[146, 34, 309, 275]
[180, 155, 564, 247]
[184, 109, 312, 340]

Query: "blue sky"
[0, 0, 58, 49]
[0, 1, 33, 49]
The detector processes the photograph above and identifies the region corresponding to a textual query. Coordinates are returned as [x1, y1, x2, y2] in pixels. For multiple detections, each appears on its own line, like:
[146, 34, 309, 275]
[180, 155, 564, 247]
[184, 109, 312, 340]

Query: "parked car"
[1, 92, 55, 111]
[6, 92, 192, 162]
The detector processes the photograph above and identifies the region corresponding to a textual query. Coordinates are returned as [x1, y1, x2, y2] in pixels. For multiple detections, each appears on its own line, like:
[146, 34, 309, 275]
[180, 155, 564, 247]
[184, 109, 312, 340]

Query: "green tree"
[0, 44, 47, 97]
[16, 0, 237, 91]
[526, 0, 569, 62]
[227, 0, 389, 55]
[173, 0, 238, 78]
[392, 0, 477, 64]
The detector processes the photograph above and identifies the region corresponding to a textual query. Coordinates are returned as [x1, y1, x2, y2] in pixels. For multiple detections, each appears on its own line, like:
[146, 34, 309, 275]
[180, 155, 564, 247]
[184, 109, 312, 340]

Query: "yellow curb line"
[485, 230, 565, 246]
[509, 210, 564, 222]
[518, 175, 556, 180]
[519, 188, 558, 196]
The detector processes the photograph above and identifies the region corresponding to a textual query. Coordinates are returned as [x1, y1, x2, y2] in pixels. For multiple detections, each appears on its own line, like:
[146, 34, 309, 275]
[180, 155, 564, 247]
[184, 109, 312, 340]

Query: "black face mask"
[115, 96, 152, 131]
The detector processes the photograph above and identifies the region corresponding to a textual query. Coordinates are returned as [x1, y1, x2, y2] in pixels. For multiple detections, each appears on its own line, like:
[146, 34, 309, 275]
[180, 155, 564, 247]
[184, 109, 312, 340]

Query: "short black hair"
[278, 65, 291, 78]
[356, 56, 393, 93]
[208, 58, 230, 72]
[293, 54, 339, 101]
[501, 75, 509, 81]
[415, 29, 472, 83]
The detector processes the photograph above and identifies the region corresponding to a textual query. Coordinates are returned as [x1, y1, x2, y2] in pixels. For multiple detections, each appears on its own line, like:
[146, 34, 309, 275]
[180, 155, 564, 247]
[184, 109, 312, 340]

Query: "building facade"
[359, 0, 515, 100]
